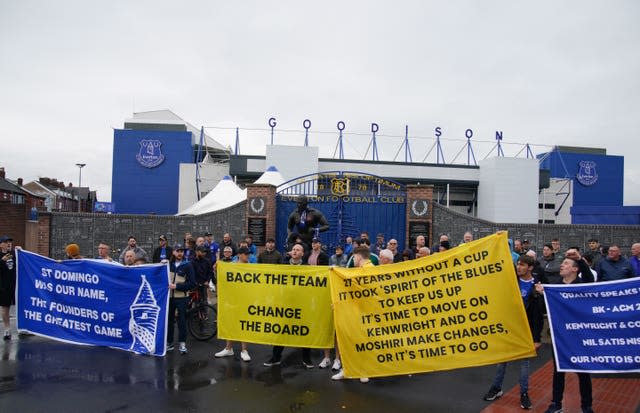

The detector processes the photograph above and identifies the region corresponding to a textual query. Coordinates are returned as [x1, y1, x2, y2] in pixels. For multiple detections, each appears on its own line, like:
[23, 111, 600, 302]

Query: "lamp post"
[76, 163, 86, 212]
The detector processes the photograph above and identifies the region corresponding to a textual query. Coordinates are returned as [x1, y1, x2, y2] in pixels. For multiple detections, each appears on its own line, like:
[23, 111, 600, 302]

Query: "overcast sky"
[1, 1, 638, 204]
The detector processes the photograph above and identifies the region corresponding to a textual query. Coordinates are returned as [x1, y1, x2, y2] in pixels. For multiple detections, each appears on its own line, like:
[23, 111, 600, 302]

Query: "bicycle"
[186, 288, 217, 341]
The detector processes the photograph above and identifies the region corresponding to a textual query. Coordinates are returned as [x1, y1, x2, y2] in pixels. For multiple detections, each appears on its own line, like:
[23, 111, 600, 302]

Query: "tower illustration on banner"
[129, 275, 161, 354]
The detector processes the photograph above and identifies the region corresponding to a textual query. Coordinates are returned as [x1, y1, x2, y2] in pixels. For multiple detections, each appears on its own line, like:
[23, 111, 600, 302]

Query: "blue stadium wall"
[112, 129, 193, 215]
[539, 150, 632, 224]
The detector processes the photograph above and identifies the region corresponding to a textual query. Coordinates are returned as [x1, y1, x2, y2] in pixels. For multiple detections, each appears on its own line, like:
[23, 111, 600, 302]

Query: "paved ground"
[1, 309, 638, 413]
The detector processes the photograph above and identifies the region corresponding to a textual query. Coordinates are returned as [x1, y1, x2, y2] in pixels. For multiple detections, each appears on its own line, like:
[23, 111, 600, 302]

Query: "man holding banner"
[264, 243, 314, 368]
[215, 246, 253, 362]
[329, 232, 536, 380]
[167, 244, 196, 354]
[332, 245, 374, 383]
[17, 249, 170, 356]
[536, 258, 594, 413]
[483, 254, 544, 410]
[0, 235, 16, 340]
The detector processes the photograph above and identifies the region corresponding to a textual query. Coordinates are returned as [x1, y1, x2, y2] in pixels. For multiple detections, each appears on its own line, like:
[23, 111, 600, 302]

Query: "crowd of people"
[1, 229, 639, 411]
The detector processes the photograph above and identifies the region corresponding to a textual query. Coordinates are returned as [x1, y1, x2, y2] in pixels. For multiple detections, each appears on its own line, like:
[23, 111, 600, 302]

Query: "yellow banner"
[330, 232, 536, 378]
[217, 262, 334, 348]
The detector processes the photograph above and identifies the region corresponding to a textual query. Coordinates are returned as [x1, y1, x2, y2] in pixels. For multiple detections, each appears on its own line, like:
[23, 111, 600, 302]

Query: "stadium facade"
[111, 110, 637, 225]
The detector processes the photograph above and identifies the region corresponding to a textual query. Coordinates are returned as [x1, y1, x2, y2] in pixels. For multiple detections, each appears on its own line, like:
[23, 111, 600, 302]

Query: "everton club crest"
[136, 140, 165, 168]
[576, 160, 598, 186]
[331, 178, 350, 196]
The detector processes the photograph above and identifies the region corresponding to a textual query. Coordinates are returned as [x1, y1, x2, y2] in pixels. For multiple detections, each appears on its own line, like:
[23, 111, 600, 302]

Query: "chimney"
[0, 167, 5, 179]
[17, 178, 23, 186]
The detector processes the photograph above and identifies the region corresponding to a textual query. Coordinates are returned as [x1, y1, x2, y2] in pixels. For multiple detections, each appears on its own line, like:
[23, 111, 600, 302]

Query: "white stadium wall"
[477, 157, 538, 224]
[178, 163, 229, 213]
[266, 145, 319, 183]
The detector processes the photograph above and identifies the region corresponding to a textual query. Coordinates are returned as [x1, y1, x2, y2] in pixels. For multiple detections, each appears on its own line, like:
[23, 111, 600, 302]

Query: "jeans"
[492, 359, 530, 393]
[167, 297, 188, 343]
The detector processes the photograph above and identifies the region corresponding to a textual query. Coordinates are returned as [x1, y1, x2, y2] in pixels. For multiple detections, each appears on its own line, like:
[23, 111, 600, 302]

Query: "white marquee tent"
[177, 166, 285, 216]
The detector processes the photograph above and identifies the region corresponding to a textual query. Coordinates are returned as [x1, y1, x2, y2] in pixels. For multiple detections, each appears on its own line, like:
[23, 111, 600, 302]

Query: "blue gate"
[276, 171, 406, 253]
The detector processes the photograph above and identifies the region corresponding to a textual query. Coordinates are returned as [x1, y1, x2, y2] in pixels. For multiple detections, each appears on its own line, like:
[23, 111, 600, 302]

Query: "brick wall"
[36, 214, 50, 256]
[406, 185, 434, 249]
[246, 184, 276, 254]
[0, 202, 27, 247]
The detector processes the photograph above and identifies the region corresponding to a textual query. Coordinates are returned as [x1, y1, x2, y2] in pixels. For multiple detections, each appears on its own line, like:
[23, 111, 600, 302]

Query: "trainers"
[303, 359, 314, 369]
[483, 386, 503, 401]
[359, 377, 369, 383]
[331, 358, 341, 371]
[166, 343, 174, 351]
[179, 342, 187, 355]
[331, 370, 345, 380]
[3, 330, 11, 341]
[543, 403, 562, 413]
[263, 357, 281, 367]
[520, 392, 532, 410]
[318, 357, 331, 368]
[240, 350, 251, 362]
[214, 348, 234, 358]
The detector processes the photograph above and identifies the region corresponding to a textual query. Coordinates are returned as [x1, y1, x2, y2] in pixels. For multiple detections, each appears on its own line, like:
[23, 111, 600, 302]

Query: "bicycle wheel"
[187, 304, 217, 341]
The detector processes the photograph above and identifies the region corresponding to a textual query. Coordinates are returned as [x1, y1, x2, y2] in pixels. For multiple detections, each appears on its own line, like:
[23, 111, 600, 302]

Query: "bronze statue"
[287, 195, 329, 249]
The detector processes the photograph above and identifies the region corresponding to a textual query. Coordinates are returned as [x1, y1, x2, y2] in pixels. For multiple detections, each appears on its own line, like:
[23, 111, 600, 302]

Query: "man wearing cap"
[329, 245, 349, 267]
[0, 235, 16, 340]
[304, 238, 329, 266]
[167, 243, 196, 355]
[373, 233, 386, 256]
[119, 236, 149, 264]
[215, 246, 252, 362]
[258, 238, 282, 264]
[152, 235, 172, 263]
[233, 241, 257, 263]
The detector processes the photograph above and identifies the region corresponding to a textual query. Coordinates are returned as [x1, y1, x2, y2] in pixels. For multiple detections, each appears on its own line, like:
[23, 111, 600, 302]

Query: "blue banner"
[16, 250, 169, 356]
[94, 201, 116, 213]
[544, 278, 640, 373]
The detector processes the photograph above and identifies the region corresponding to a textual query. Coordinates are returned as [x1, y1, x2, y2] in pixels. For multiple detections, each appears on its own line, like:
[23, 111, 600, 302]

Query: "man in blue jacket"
[596, 244, 634, 281]
[167, 244, 196, 355]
